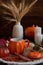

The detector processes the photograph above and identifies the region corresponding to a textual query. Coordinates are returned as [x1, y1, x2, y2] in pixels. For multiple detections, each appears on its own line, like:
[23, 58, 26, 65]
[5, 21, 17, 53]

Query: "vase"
[12, 22, 23, 39]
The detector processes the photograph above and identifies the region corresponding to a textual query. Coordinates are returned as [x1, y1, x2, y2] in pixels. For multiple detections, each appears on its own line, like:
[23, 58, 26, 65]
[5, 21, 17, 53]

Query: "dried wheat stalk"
[0, 0, 38, 22]
[20, 0, 38, 20]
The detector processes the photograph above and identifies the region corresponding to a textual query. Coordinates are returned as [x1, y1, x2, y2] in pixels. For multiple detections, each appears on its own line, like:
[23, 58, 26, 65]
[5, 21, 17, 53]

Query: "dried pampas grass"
[0, 0, 38, 22]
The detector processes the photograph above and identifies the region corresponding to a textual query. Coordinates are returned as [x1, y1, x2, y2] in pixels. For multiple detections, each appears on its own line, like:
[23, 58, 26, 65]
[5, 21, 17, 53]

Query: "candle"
[35, 26, 42, 35]
[35, 34, 42, 45]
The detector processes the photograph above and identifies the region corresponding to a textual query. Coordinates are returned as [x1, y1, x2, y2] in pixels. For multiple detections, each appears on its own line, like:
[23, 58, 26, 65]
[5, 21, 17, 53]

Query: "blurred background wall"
[0, 0, 43, 38]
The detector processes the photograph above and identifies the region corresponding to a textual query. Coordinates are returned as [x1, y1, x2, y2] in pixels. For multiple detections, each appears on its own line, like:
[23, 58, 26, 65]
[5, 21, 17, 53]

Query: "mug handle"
[24, 39, 30, 48]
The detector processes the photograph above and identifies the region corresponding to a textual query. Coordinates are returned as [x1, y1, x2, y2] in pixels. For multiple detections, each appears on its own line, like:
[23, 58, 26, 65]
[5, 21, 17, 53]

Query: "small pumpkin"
[0, 47, 10, 58]
[25, 25, 35, 39]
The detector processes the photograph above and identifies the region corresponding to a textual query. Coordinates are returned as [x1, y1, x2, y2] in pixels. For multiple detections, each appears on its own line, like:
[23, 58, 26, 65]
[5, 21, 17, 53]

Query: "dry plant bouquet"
[0, 0, 38, 38]
[0, 0, 37, 38]
[0, 0, 37, 24]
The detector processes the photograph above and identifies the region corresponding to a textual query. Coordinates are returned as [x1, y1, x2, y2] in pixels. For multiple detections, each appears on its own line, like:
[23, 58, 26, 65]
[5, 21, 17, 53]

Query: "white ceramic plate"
[0, 58, 43, 65]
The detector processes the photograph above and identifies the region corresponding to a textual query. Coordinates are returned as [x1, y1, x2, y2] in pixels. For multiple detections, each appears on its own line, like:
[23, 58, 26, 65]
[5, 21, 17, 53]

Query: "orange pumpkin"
[8, 39, 30, 54]
[25, 25, 35, 39]
[0, 47, 10, 58]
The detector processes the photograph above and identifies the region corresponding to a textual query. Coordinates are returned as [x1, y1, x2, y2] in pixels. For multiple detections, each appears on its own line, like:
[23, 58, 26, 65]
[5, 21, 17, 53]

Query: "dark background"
[0, 0, 43, 39]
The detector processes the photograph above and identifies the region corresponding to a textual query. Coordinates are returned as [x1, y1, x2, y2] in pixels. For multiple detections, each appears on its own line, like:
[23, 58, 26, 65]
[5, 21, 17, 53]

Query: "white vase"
[12, 22, 23, 39]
